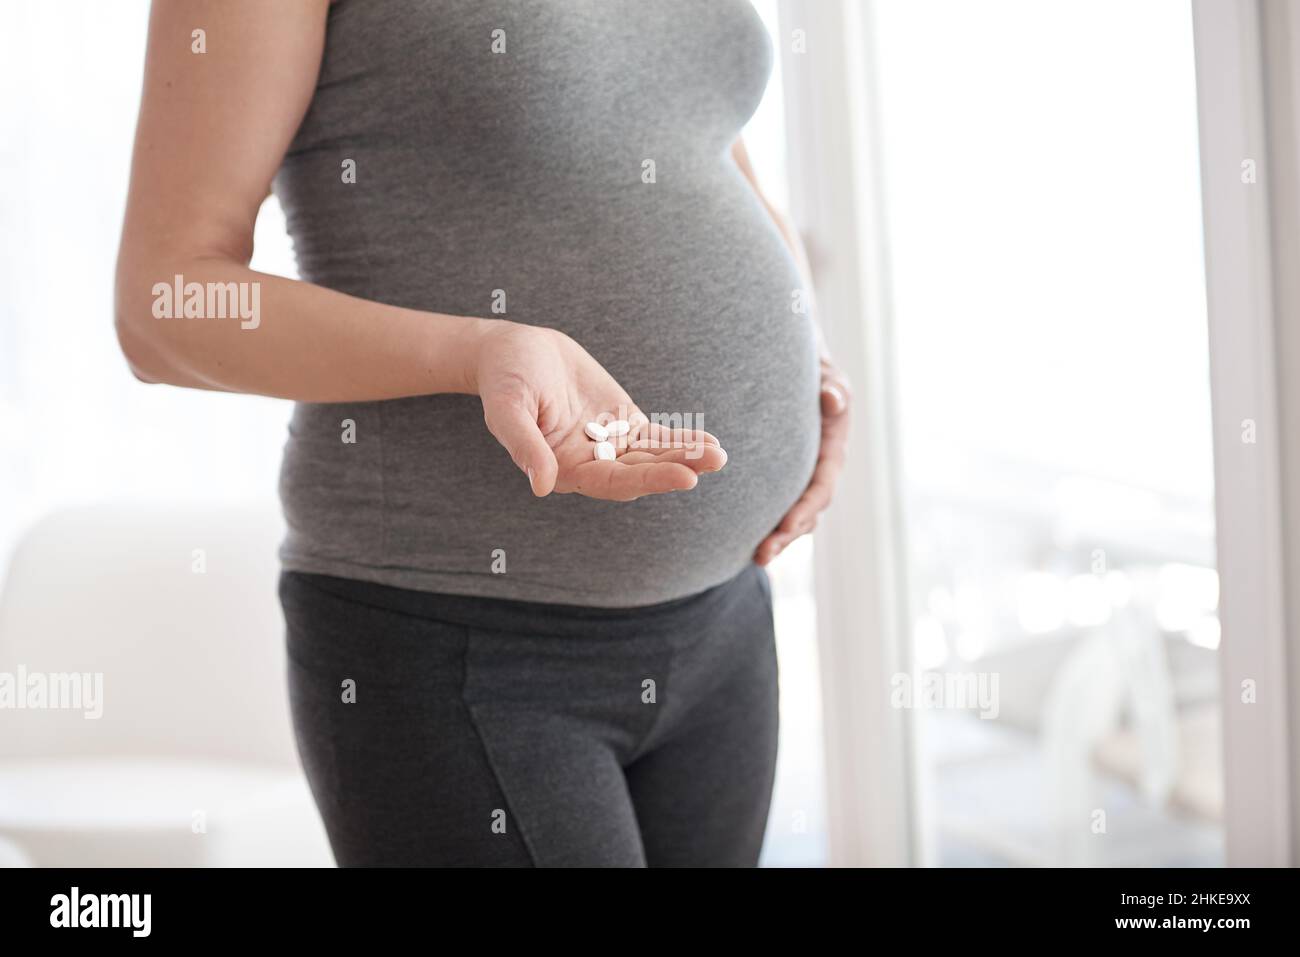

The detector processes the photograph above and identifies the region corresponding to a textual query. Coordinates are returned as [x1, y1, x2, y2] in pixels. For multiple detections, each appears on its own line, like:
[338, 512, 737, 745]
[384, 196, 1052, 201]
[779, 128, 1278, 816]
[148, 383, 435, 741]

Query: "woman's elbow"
[113, 271, 167, 384]
[114, 315, 162, 384]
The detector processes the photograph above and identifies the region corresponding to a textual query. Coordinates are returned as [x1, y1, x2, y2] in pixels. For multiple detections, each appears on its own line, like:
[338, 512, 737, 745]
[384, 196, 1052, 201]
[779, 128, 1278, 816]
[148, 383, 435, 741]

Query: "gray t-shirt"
[273, 0, 820, 607]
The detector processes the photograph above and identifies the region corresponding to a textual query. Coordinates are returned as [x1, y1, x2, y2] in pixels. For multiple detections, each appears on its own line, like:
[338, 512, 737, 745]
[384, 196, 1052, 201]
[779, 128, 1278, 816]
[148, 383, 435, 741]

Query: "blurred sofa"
[0, 504, 332, 867]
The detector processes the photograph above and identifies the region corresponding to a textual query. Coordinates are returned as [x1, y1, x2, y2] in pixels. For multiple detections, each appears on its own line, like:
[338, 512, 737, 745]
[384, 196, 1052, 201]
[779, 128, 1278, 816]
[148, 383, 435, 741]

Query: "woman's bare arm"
[115, 0, 489, 401]
[114, 0, 725, 500]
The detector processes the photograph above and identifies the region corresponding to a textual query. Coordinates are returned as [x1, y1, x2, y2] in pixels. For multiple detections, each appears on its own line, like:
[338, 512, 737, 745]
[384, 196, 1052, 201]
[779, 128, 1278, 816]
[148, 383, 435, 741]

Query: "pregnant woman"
[116, 0, 849, 866]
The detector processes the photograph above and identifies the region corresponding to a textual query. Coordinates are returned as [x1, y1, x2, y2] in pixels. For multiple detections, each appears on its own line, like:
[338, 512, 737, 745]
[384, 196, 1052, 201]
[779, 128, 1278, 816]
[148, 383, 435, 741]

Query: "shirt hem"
[278, 552, 739, 610]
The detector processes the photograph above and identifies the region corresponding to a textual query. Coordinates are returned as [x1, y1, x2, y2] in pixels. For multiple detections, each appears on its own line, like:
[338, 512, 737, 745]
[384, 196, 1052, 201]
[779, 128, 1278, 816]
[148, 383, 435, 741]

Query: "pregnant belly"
[280, 168, 821, 607]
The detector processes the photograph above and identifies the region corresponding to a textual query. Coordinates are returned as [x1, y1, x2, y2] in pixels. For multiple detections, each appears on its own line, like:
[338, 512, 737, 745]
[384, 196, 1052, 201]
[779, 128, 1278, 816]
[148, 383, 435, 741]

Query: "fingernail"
[526, 466, 535, 493]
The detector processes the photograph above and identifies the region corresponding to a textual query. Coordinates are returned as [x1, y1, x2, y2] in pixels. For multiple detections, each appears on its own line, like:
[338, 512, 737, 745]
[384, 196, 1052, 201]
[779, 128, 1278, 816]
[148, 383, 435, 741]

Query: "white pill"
[584, 421, 610, 442]
[608, 419, 631, 437]
[593, 441, 616, 461]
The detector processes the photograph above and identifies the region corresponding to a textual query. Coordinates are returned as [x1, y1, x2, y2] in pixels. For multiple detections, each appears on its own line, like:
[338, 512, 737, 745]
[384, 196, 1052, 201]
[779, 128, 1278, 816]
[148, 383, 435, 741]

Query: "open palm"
[476, 323, 726, 501]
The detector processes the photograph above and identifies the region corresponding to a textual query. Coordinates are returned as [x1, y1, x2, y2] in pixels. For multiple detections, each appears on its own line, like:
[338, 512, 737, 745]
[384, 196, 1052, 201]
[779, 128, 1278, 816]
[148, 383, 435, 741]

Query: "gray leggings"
[279, 564, 779, 867]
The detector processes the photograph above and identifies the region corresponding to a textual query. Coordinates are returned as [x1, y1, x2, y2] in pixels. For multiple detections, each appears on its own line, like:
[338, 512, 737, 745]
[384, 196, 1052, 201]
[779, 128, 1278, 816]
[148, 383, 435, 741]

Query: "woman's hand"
[754, 357, 851, 565]
[473, 321, 727, 501]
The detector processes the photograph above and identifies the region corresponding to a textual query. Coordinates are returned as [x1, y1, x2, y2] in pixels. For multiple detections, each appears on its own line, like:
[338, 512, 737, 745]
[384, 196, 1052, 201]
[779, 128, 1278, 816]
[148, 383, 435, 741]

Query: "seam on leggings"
[627, 642, 677, 764]
[459, 629, 541, 867]
[629, 565, 766, 760]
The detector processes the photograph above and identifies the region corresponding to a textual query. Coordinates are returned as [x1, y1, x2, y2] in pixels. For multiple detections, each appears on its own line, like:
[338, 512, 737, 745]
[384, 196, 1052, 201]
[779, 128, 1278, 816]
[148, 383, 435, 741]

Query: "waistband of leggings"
[280, 562, 764, 639]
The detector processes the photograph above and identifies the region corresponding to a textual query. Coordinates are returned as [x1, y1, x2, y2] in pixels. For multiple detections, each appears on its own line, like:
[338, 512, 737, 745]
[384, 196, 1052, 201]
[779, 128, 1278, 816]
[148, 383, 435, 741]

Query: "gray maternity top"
[273, 0, 820, 608]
